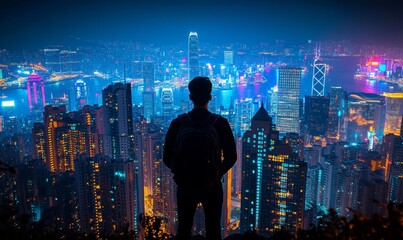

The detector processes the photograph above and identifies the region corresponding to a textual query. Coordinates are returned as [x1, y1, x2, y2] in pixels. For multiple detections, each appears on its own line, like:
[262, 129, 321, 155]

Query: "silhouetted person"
[164, 77, 237, 240]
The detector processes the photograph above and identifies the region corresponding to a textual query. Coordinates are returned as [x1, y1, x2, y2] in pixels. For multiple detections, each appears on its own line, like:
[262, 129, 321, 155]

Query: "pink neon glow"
[27, 73, 45, 110]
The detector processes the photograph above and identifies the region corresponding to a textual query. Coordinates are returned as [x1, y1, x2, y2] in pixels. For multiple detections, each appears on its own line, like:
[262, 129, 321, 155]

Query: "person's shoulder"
[214, 114, 229, 124]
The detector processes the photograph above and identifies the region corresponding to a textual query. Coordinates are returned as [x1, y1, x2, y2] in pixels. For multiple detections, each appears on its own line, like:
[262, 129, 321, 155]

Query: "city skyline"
[2, 0, 403, 50]
[1, 26, 403, 238]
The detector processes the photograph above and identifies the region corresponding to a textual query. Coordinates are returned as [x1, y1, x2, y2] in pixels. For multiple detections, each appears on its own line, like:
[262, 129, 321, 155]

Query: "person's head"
[188, 76, 212, 107]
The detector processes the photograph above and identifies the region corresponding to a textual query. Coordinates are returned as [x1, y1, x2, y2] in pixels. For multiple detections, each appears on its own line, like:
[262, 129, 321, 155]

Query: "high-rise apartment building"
[263, 144, 307, 235]
[32, 122, 46, 161]
[43, 105, 67, 173]
[102, 82, 134, 161]
[276, 67, 302, 134]
[188, 32, 199, 81]
[75, 155, 107, 237]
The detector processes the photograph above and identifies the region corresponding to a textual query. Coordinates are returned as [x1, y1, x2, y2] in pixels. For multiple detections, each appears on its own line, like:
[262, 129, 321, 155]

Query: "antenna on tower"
[314, 42, 321, 62]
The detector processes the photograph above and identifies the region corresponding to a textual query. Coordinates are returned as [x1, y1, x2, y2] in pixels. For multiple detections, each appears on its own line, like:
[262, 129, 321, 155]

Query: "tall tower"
[188, 32, 199, 81]
[240, 105, 279, 233]
[304, 96, 330, 136]
[311, 43, 326, 96]
[388, 116, 403, 203]
[276, 67, 302, 134]
[263, 144, 307, 236]
[161, 87, 174, 125]
[143, 61, 155, 91]
[43, 105, 67, 173]
[27, 73, 46, 121]
[75, 79, 88, 110]
[327, 87, 348, 142]
[149, 132, 176, 234]
[75, 155, 106, 237]
[102, 82, 134, 161]
[383, 92, 403, 136]
[32, 122, 46, 161]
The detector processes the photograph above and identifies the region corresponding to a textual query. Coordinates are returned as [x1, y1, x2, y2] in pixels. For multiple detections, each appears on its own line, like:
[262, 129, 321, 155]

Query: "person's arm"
[217, 117, 237, 178]
[163, 118, 180, 170]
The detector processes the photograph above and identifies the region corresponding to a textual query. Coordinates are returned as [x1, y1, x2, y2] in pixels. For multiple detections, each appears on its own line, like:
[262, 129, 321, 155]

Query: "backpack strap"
[177, 113, 219, 127]
[177, 113, 192, 126]
[202, 113, 220, 127]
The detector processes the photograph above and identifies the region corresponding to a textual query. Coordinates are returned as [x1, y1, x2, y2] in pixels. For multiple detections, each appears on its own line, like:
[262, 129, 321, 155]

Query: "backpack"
[172, 113, 220, 197]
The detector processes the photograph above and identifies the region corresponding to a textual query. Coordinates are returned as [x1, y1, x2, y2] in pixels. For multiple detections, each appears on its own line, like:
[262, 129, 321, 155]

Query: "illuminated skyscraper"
[188, 32, 199, 81]
[75, 79, 88, 110]
[383, 92, 403, 136]
[311, 44, 326, 96]
[327, 87, 348, 142]
[102, 82, 134, 161]
[142, 91, 155, 121]
[347, 92, 385, 145]
[240, 105, 279, 234]
[143, 61, 155, 91]
[388, 116, 403, 203]
[75, 155, 107, 237]
[304, 96, 329, 137]
[267, 86, 279, 124]
[27, 73, 46, 120]
[32, 122, 46, 161]
[161, 87, 174, 125]
[43, 105, 67, 173]
[263, 144, 306, 236]
[148, 132, 176, 234]
[276, 67, 302, 134]
[234, 98, 261, 137]
[110, 160, 137, 232]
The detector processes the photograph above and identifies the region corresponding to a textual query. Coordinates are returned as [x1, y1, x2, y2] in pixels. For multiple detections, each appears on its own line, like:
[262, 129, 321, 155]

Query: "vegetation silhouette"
[1, 201, 402, 239]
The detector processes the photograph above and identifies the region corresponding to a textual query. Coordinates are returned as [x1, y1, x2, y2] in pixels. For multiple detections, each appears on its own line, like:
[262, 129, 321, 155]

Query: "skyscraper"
[263, 144, 307, 235]
[388, 116, 403, 203]
[327, 87, 348, 142]
[143, 61, 155, 91]
[240, 105, 279, 233]
[27, 73, 46, 121]
[276, 67, 302, 134]
[75, 155, 106, 237]
[102, 82, 134, 161]
[347, 92, 385, 146]
[311, 44, 326, 96]
[75, 79, 88, 110]
[304, 96, 330, 136]
[383, 92, 403, 136]
[161, 87, 174, 125]
[142, 91, 155, 122]
[43, 105, 67, 173]
[188, 32, 199, 81]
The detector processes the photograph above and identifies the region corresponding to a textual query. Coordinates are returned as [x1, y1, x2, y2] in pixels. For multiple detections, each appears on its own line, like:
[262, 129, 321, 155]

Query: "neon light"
[1, 100, 15, 107]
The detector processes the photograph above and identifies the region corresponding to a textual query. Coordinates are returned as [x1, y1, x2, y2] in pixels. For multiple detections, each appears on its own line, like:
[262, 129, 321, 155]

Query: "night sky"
[1, 0, 403, 49]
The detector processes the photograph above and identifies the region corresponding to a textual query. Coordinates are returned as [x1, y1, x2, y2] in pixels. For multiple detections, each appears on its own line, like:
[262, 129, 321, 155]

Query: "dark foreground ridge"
[1, 202, 402, 240]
